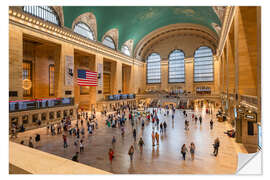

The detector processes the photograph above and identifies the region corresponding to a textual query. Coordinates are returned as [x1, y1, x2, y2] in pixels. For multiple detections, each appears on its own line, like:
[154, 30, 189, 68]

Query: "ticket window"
[57, 111, 61, 118]
[64, 110, 68, 117]
[49, 112, 54, 120]
[70, 109, 73, 116]
[41, 113, 47, 121]
[11, 117, 18, 126]
[22, 115, 29, 124]
[248, 121, 256, 135]
[32, 114, 38, 123]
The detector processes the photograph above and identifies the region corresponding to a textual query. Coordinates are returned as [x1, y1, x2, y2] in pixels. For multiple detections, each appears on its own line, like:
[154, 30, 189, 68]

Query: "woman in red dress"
[108, 148, 114, 164]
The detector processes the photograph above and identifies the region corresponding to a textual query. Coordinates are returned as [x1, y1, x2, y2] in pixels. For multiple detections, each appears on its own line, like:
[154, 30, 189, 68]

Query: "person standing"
[155, 132, 160, 145]
[213, 138, 220, 156]
[190, 142, 195, 160]
[181, 144, 187, 160]
[112, 136, 116, 148]
[109, 148, 114, 164]
[210, 119, 214, 130]
[172, 113, 174, 121]
[35, 134, 40, 147]
[128, 145, 135, 161]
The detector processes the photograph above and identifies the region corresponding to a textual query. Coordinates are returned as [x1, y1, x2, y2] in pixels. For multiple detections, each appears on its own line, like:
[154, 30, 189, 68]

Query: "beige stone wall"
[9, 22, 144, 110]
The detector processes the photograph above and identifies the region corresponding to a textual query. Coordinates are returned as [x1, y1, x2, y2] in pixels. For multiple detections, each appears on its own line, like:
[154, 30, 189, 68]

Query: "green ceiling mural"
[63, 6, 221, 51]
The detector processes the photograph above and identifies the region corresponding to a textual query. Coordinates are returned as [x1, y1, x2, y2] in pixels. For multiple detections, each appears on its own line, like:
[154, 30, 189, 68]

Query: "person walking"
[190, 142, 195, 160]
[138, 137, 144, 153]
[112, 135, 116, 149]
[63, 134, 68, 148]
[35, 133, 40, 147]
[181, 144, 187, 160]
[109, 148, 114, 164]
[160, 123, 163, 133]
[152, 131, 155, 146]
[199, 115, 202, 125]
[155, 132, 160, 145]
[29, 136, 34, 148]
[210, 119, 214, 130]
[213, 138, 220, 156]
[79, 140, 84, 152]
[128, 145, 135, 161]
[133, 128, 137, 141]
[163, 121, 167, 132]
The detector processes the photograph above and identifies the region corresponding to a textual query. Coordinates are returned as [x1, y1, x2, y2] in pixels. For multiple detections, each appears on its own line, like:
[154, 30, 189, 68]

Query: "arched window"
[102, 36, 116, 49]
[147, 53, 161, 84]
[194, 46, 214, 82]
[168, 50, 185, 83]
[23, 6, 60, 26]
[74, 22, 95, 40]
[121, 45, 130, 56]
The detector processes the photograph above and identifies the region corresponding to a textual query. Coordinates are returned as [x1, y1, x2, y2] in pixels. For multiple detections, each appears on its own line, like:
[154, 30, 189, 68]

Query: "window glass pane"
[121, 45, 130, 56]
[102, 36, 116, 49]
[74, 22, 95, 40]
[23, 6, 60, 26]
[147, 53, 161, 83]
[194, 46, 214, 82]
[169, 50, 185, 83]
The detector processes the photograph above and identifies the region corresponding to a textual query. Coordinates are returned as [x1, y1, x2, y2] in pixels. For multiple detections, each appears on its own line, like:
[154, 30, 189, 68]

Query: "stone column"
[95, 54, 104, 102]
[160, 58, 168, 91]
[55, 43, 74, 98]
[9, 24, 23, 100]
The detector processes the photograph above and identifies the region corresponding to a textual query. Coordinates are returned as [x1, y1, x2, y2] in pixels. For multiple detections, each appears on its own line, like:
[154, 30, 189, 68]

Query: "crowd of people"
[11, 102, 222, 166]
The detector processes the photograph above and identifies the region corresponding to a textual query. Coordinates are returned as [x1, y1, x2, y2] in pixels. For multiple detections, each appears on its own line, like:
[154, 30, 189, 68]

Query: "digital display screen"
[128, 94, 134, 99]
[113, 95, 120, 100]
[121, 94, 128, 99]
[108, 95, 114, 100]
[62, 98, 71, 105]
[258, 124, 262, 149]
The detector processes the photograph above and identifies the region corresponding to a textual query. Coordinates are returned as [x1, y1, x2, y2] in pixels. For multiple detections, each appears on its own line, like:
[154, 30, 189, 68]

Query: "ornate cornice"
[9, 7, 144, 67]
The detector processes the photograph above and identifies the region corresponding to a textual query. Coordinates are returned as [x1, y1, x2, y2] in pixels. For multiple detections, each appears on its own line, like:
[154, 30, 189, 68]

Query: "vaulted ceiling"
[63, 6, 223, 51]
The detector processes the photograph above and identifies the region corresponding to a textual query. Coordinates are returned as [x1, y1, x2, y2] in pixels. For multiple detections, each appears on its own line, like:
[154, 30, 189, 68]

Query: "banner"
[98, 63, 103, 87]
[65, 56, 74, 86]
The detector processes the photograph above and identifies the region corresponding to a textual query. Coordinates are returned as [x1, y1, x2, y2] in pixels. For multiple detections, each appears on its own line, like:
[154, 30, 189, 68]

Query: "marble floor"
[11, 106, 248, 174]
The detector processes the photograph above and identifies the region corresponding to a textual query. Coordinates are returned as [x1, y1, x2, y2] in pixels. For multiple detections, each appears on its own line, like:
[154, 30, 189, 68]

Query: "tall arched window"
[102, 36, 116, 49]
[147, 53, 161, 84]
[194, 46, 214, 82]
[168, 50, 185, 83]
[23, 6, 60, 26]
[121, 45, 131, 56]
[74, 22, 95, 40]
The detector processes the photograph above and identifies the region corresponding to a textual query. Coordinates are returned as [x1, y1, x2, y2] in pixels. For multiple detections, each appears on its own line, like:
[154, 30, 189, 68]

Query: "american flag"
[77, 69, 98, 86]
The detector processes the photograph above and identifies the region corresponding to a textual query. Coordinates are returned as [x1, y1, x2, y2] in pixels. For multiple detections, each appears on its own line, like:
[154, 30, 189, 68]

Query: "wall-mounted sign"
[22, 79, 32, 90]
[244, 113, 257, 122]
[65, 56, 74, 86]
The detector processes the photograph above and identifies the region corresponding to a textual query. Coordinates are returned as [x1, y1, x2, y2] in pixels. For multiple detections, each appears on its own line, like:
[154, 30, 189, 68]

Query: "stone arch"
[71, 12, 97, 40]
[102, 28, 119, 50]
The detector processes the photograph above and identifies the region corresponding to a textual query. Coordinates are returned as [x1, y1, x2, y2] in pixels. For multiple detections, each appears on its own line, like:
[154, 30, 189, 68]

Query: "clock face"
[23, 79, 32, 90]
